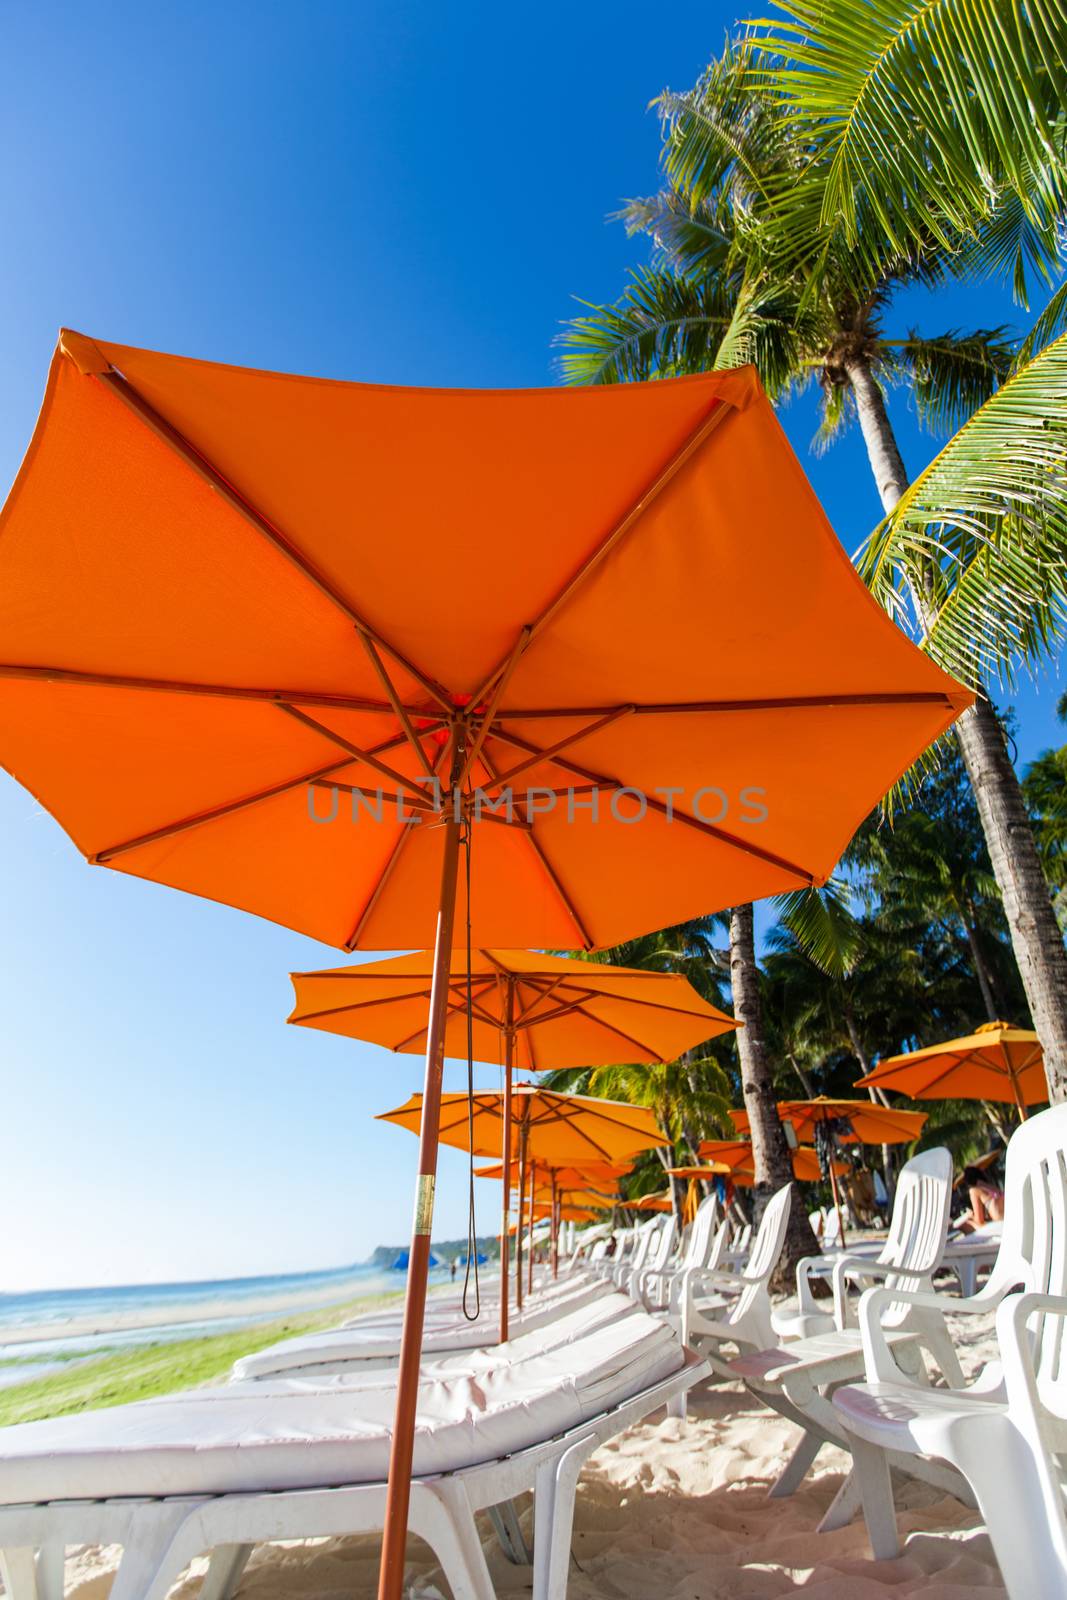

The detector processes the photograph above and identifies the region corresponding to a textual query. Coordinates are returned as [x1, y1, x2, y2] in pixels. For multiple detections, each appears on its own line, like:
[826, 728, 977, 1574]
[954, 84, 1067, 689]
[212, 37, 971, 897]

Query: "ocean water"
[0, 1260, 451, 1376]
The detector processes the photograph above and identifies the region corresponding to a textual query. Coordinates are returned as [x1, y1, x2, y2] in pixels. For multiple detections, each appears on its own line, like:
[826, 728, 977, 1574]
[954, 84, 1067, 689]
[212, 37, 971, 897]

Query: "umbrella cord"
[461, 819, 481, 1321]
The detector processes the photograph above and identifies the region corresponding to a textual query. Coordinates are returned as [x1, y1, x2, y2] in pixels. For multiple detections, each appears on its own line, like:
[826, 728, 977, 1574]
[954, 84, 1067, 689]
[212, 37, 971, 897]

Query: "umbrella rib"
[490, 724, 816, 887]
[478, 745, 594, 948]
[294, 991, 432, 1028]
[357, 633, 434, 771]
[0, 663, 404, 715]
[344, 737, 450, 949]
[277, 703, 436, 806]
[471, 399, 731, 705]
[484, 707, 634, 791]
[91, 754, 359, 863]
[93, 366, 455, 714]
[490, 692, 959, 718]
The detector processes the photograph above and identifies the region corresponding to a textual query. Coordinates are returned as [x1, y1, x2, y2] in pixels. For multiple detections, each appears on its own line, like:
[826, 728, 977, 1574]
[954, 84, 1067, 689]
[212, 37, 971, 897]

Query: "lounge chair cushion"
[235, 1279, 610, 1380]
[0, 1311, 681, 1505]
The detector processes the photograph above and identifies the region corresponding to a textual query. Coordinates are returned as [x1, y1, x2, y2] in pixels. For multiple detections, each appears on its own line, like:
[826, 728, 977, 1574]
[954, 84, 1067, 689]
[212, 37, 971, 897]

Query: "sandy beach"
[35, 1305, 1004, 1600]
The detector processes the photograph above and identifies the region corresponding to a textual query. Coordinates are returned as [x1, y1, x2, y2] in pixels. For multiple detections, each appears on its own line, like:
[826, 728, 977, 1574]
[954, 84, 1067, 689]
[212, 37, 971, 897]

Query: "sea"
[0, 1260, 452, 1388]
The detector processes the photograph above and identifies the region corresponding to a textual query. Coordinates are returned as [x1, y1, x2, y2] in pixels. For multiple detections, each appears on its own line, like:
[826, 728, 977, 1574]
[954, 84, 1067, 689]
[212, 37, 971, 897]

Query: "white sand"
[12, 1308, 1008, 1600]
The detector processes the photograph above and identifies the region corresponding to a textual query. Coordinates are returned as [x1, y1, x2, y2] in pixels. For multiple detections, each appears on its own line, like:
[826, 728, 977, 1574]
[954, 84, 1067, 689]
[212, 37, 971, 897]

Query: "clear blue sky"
[1, 2, 1062, 1291]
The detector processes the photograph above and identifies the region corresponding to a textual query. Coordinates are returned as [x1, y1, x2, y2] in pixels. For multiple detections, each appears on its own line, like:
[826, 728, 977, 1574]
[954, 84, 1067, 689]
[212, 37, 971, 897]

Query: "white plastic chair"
[670, 1184, 792, 1375]
[774, 1147, 957, 1350]
[635, 1196, 718, 1309]
[833, 1102, 1067, 1597]
[730, 1148, 962, 1522]
[618, 1215, 676, 1298]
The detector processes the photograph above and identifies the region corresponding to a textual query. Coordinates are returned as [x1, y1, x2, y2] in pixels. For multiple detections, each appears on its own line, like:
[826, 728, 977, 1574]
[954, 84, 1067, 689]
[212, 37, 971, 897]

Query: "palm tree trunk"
[845, 355, 1067, 1102]
[962, 915, 999, 1021]
[843, 1003, 896, 1206]
[730, 904, 817, 1283]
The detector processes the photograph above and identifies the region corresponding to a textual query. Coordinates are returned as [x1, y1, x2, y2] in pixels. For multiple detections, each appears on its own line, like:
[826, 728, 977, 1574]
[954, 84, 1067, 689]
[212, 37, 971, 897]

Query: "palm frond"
[858, 326, 1067, 685]
[748, 0, 1067, 255]
[774, 879, 864, 978]
[886, 326, 1017, 434]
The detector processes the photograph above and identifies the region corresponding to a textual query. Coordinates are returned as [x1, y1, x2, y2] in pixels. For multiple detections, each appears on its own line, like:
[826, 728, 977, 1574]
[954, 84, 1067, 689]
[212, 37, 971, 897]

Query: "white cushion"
[0, 1311, 681, 1505]
[241, 1293, 635, 1397]
[234, 1280, 610, 1380]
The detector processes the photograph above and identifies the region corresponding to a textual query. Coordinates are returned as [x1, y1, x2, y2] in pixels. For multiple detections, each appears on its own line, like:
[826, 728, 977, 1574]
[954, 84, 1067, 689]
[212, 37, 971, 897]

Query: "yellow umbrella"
[858, 1021, 1046, 1118]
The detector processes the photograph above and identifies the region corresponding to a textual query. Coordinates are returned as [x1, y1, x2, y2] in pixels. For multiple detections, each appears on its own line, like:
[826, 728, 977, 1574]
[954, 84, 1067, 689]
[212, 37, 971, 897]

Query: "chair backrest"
[625, 1218, 660, 1277]
[707, 1217, 731, 1271]
[726, 1184, 792, 1331]
[878, 1146, 953, 1278]
[648, 1213, 678, 1271]
[741, 1184, 792, 1287]
[982, 1103, 1067, 1321]
[682, 1194, 720, 1269]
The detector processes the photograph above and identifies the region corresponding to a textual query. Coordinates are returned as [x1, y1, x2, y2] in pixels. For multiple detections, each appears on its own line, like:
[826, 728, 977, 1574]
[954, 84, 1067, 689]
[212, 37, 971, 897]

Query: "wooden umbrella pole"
[377, 765, 463, 1600]
[516, 1115, 527, 1313]
[551, 1171, 559, 1278]
[499, 991, 515, 1343]
[827, 1127, 847, 1248]
[528, 1158, 536, 1296]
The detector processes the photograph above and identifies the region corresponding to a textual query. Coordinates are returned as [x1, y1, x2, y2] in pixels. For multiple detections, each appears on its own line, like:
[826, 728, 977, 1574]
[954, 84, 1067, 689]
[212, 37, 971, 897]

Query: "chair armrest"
[830, 1253, 934, 1330]
[795, 1254, 831, 1317]
[858, 1278, 998, 1384]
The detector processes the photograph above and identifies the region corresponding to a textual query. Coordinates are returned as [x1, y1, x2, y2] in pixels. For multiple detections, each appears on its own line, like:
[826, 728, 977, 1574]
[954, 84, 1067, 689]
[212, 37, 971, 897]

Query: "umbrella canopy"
[289, 948, 731, 1337]
[379, 1087, 667, 1165]
[858, 1022, 1046, 1115]
[0, 334, 969, 1600]
[730, 1097, 927, 1145]
[672, 1146, 840, 1184]
[288, 948, 737, 1069]
[0, 334, 970, 954]
[475, 1168, 616, 1210]
[391, 1249, 439, 1271]
[474, 1158, 631, 1190]
[620, 1193, 674, 1212]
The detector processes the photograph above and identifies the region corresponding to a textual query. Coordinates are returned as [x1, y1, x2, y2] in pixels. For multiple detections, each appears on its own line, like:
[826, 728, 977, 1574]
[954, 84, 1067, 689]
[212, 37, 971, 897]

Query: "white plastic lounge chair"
[773, 1147, 955, 1342]
[730, 1148, 963, 1523]
[235, 1276, 614, 1381]
[669, 1184, 792, 1378]
[0, 1309, 708, 1600]
[832, 1102, 1067, 1597]
[635, 1196, 718, 1310]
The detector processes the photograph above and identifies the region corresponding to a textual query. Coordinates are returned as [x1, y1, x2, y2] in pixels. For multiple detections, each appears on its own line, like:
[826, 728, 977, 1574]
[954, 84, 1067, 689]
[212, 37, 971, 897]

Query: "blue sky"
[1, 2, 1062, 1291]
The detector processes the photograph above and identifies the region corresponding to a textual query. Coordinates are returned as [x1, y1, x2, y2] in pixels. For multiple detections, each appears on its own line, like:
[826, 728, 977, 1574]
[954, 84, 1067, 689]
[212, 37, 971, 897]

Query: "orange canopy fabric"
[378, 1087, 667, 1165]
[474, 1159, 630, 1192]
[620, 1193, 674, 1212]
[673, 1146, 839, 1183]
[858, 1022, 1047, 1110]
[730, 1097, 927, 1145]
[0, 332, 972, 950]
[288, 948, 737, 1069]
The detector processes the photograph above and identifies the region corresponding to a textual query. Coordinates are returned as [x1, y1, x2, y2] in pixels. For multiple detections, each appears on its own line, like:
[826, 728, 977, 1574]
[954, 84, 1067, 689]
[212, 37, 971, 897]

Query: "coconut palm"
[560, 32, 1067, 1102]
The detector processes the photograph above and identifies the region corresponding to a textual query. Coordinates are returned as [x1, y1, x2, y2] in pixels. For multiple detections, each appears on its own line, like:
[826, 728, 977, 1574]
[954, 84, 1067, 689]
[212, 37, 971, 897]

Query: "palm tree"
[560, 31, 1067, 1099]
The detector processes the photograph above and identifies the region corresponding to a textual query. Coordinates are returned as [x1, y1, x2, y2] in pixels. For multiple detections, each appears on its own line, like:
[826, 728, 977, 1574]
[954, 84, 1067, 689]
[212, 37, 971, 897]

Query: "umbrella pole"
[1006, 1047, 1029, 1122]
[828, 1152, 847, 1248]
[551, 1171, 559, 1278]
[528, 1158, 536, 1296]
[499, 995, 515, 1343]
[516, 1115, 527, 1314]
[377, 793, 462, 1600]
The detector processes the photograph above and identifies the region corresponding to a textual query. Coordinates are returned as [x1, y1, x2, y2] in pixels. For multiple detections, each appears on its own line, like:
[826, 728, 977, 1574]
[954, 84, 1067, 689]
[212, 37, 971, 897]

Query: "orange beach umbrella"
[0, 333, 971, 1600]
[289, 947, 733, 1336]
[730, 1098, 928, 1146]
[858, 1022, 1046, 1117]
[672, 1146, 838, 1184]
